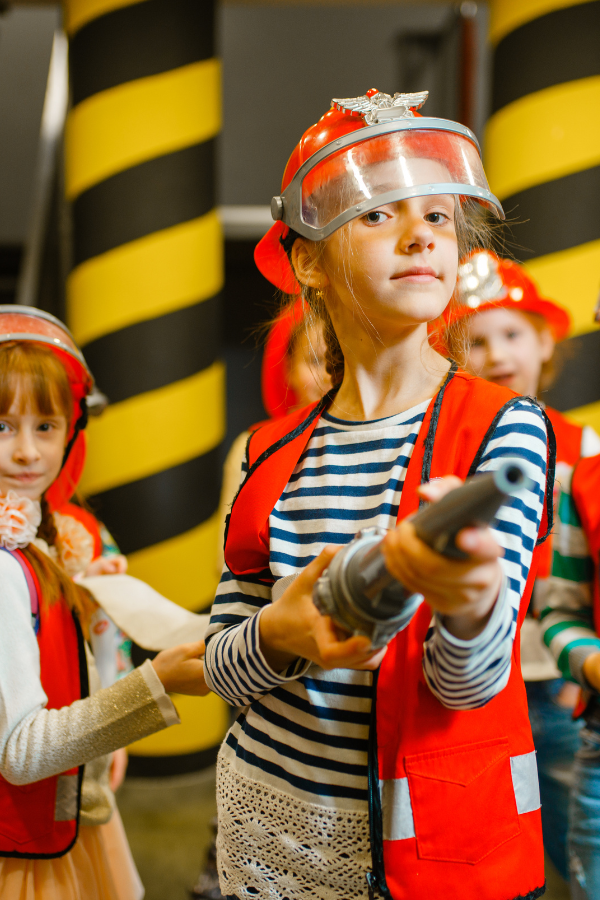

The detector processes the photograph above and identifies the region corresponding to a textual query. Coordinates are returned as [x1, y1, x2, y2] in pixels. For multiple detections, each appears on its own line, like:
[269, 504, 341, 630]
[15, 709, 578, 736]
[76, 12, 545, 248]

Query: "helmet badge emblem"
[331, 90, 429, 125]
[457, 251, 507, 309]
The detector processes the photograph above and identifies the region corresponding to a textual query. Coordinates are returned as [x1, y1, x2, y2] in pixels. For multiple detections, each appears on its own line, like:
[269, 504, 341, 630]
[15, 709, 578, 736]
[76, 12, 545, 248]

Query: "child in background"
[541, 454, 600, 899]
[0, 307, 208, 900]
[205, 89, 551, 900]
[216, 299, 332, 577]
[261, 297, 333, 418]
[443, 252, 600, 881]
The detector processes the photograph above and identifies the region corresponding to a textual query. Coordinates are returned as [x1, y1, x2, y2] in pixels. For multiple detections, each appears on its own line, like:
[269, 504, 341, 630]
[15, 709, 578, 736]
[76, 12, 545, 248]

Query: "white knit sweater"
[0, 551, 179, 825]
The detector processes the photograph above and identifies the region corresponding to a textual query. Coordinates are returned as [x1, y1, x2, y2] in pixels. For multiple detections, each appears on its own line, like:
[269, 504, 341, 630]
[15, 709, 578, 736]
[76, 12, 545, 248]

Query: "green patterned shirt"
[541, 468, 600, 687]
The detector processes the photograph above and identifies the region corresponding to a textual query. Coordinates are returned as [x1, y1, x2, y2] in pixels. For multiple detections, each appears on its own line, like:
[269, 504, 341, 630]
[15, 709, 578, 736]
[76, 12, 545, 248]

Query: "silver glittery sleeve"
[1, 660, 179, 785]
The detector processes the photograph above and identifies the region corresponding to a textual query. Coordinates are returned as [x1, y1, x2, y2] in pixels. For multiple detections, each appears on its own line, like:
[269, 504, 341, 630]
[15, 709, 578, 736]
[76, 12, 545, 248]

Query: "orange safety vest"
[224, 368, 553, 900]
[535, 407, 582, 579]
[545, 407, 583, 467]
[0, 548, 91, 858]
[571, 454, 600, 631]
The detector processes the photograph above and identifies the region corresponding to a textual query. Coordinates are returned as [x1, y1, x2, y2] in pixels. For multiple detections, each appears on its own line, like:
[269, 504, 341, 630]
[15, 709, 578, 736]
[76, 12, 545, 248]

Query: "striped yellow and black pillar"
[63, 0, 229, 775]
[486, 0, 600, 427]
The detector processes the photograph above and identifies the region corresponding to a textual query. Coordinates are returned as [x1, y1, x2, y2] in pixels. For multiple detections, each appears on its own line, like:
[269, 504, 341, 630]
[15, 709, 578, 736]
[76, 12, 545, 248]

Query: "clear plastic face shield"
[301, 130, 498, 236]
[271, 96, 504, 241]
[0, 305, 99, 408]
[0, 305, 92, 382]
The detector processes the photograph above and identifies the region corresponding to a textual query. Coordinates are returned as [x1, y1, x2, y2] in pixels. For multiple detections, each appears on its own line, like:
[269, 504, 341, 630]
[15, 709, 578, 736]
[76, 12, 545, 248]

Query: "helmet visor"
[0, 307, 93, 392]
[299, 128, 501, 235]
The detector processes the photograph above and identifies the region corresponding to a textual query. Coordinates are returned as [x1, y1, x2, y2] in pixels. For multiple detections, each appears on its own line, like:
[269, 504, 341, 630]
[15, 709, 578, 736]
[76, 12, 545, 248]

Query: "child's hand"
[109, 747, 128, 792]
[85, 555, 128, 577]
[381, 476, 503, 641]
[583, 652, 600, 692]
[151, 641, 210, 695]
[259, 547, 387, 673]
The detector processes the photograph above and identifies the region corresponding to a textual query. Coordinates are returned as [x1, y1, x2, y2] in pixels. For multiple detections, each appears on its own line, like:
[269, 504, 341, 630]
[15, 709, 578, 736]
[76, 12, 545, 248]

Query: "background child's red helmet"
[0, 306, 94, 509]
[255, 89, 503, 294]
[444, 252, 571, 341]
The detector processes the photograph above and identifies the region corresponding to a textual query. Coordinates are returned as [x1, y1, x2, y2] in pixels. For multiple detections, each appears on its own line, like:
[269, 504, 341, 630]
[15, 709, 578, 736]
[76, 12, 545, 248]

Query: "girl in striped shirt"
[205, 91, 549, 900]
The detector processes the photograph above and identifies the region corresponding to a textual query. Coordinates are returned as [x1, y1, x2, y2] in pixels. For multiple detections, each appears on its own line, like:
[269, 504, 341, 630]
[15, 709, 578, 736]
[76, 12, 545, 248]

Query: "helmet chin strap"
[61, 398, 88, 470]
[280, 227, 300, 255]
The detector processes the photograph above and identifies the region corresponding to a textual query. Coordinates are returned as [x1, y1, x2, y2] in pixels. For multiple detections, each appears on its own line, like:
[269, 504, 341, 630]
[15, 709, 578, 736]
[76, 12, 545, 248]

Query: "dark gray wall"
[0, 3, 491, 240]
[218, 2, 491, 206]
[0, 5, 59, 244]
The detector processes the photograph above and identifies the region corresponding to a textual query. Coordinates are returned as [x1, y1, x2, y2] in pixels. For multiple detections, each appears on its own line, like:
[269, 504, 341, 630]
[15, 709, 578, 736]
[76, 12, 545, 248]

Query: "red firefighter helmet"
[444, 251, 570, 341]
[0, 306, 94, 509]
[255, 89, 503, 294]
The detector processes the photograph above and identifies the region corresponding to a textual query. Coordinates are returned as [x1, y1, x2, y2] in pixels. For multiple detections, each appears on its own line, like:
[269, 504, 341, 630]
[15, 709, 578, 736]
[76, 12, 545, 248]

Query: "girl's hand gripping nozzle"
[313, 461, 531, 648]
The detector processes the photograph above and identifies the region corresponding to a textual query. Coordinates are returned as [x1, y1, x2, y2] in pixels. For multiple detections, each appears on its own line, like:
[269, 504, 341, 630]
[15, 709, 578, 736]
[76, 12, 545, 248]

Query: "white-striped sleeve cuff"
[435, 571, 510, 651]
[423, 572, 514, 709]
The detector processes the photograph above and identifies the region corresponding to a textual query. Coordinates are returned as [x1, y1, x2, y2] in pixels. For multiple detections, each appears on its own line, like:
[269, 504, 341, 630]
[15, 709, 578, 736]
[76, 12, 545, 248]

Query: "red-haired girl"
[0, 306, 208, 900]
[204, 90, 552, 900]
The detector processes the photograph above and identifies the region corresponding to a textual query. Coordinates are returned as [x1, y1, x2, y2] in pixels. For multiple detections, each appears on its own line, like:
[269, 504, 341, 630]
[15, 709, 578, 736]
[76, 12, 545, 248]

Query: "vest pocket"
[405, 738, 520, 864]
[0, 775, 56, 844]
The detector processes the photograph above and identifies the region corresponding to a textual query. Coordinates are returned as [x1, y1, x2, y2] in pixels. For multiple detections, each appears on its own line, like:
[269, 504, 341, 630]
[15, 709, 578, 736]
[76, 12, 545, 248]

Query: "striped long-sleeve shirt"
[205, 398, 547, 900]
[541, 468, 600, 687]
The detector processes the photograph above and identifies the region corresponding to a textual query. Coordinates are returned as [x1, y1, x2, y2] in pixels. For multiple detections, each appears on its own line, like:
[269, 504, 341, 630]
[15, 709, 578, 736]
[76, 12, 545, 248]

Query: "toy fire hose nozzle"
[313, 460, 531, 648]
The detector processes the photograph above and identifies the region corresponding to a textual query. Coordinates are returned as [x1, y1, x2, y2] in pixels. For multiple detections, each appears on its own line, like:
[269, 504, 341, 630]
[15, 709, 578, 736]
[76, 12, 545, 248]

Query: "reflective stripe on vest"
[54, 774, 80, 821]
[380, 750, 540, 842]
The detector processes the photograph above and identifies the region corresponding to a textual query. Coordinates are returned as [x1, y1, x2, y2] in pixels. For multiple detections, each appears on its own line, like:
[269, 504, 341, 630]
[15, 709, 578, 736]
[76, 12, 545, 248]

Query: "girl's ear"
[291, 239, 329, 290]
[539, 327, 555, 363]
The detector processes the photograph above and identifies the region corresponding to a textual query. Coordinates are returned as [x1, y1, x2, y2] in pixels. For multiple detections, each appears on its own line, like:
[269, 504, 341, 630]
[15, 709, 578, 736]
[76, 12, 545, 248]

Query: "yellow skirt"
[0, 807, 143, 900]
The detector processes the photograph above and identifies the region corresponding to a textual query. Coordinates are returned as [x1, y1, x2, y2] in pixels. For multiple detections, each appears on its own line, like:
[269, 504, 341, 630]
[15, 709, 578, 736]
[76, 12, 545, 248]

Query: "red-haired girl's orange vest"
[224, 369, 552, 900]
[572, 454, 600, 629]
[535, 407, 582, 579]
[0, 504, 102, 858]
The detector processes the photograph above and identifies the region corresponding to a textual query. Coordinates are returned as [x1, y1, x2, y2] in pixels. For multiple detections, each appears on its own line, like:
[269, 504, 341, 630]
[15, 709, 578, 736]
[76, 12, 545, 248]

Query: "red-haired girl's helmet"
[255, 89, 504, 293]
[0, 306, 94, 509]
[445, 252, 571, 340]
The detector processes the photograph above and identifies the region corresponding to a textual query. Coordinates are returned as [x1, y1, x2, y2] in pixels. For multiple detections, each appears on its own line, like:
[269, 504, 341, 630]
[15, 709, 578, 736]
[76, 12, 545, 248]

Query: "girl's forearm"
[440, 581, 500, 640]
[0, 661, 178, 786]
[204, 612, 311, 706]
[258, 604, 299, 672]
[423, 576, 514, 711]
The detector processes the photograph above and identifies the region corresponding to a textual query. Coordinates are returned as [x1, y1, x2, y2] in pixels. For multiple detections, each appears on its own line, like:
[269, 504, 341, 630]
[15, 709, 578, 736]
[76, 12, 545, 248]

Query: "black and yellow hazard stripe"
[486, 0, 600, 428]
[63, 0, 228, 775]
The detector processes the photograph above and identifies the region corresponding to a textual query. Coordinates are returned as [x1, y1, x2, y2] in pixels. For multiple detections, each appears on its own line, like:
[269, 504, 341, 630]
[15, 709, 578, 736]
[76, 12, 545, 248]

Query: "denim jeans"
[569, 726, 600, 899]
[526, 679, 582, 881]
